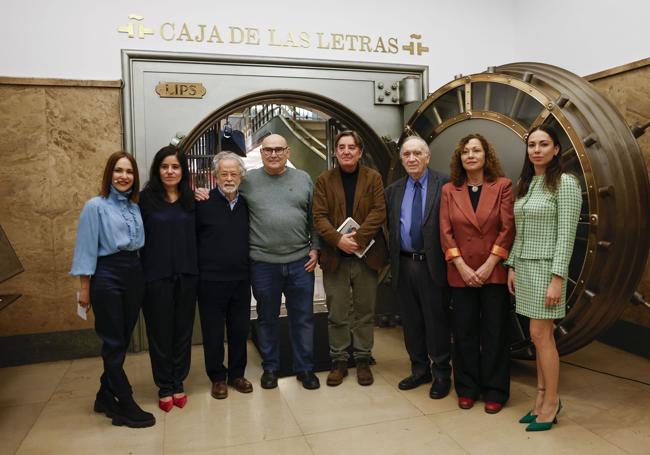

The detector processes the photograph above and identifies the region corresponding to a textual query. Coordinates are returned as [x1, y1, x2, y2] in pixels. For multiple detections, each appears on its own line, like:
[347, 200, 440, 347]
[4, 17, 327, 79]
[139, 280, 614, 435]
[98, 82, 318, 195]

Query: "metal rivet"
[378, 82, 384, 89]
[378, 96, 385, 102]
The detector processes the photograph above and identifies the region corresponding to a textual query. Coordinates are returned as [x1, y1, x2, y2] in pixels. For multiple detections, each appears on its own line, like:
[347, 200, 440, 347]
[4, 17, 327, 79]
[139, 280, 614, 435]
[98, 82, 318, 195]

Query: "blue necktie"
[410, 181, 423, 252]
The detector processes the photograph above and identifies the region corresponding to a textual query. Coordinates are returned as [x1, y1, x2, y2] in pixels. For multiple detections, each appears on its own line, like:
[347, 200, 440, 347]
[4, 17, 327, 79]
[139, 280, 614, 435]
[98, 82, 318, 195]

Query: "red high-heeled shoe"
[458, 396, 475, 409]
[173, 394, 188, 408]
[158, 398, 174, 412]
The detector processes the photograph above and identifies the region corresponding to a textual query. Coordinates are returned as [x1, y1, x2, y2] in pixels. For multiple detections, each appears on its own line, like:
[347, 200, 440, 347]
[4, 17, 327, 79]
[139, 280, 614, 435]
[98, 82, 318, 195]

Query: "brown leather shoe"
[356, 360, 374, 386]
[211, 381, 228, 399]
[228, 377, 253, 394]
[326, 361, 348, 386]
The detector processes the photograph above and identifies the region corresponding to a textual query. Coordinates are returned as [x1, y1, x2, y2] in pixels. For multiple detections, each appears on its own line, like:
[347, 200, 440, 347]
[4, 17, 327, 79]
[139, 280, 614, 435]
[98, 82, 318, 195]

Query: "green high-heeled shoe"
[525, 399, 562, 432]
[518, 410, 537, 424]
[519, 387, 545, 423]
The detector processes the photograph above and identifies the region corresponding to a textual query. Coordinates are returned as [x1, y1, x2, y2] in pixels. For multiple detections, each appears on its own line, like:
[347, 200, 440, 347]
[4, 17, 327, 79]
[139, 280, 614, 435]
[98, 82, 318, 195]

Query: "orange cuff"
[445, 248, 461, 262]
[491, 244, 509, 260]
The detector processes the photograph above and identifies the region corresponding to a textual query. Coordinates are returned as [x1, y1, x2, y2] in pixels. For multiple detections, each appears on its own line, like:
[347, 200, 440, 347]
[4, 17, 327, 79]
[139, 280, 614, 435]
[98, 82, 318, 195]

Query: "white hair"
[212, 152, 246, 177]
[400, 136, 430, 157]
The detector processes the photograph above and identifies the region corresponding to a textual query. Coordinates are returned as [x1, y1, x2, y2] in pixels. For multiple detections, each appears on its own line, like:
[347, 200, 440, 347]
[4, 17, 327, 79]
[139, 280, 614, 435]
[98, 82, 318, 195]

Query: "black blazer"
[384, 169, 448, 290]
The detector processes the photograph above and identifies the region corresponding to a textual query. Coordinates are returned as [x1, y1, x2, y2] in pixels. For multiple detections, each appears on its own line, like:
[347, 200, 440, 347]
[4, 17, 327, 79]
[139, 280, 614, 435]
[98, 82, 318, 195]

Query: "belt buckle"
[412, 252, 424, 261]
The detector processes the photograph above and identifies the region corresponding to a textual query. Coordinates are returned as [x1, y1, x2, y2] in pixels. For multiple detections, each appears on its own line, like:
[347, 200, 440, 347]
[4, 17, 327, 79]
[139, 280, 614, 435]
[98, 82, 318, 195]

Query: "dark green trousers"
[323, 257, 378, 362]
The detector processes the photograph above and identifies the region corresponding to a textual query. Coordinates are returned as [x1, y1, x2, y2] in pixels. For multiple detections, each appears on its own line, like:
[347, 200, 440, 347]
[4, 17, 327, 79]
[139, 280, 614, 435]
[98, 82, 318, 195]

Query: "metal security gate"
[121, 51, 428, 350]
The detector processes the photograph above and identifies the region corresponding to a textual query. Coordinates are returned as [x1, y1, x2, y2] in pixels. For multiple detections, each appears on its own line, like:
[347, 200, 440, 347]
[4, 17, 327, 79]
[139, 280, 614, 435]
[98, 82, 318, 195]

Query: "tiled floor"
[1, 328, 649, 454]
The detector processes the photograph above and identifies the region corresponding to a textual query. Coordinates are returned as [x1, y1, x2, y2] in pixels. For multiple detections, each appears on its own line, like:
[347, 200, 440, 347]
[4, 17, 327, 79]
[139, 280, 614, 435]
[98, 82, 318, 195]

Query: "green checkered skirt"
[512, 257, 566, 319]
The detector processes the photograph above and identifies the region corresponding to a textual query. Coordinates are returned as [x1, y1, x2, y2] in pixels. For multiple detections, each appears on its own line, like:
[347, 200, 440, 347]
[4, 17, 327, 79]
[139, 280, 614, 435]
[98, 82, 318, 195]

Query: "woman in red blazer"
[440, 133, 515, 414]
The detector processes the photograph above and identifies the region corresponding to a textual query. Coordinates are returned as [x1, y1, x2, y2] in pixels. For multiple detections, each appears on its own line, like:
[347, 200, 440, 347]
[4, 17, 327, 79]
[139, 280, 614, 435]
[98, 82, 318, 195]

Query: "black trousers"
[450, 284, 511, 404]
[397, 256, 451, 379]
[197, 279, 251, 382]
[90, 251, 144, 400]
[142, 274, 198, 398]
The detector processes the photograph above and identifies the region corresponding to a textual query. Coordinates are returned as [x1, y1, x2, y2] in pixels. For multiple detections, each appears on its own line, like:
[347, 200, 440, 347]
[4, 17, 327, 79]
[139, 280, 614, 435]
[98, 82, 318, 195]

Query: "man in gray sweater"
[240, 134, 321, 390]
[196, 134, 321, 389]
[195, 134, 321, 389]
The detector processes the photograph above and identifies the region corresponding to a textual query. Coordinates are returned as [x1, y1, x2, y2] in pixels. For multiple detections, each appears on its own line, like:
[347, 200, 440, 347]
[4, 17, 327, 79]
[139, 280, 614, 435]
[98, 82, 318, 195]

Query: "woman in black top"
[140, 146, 198, 412]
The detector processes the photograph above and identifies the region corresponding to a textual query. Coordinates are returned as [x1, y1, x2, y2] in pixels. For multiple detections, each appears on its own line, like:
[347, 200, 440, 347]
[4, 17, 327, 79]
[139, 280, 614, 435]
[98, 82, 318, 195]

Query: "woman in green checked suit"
[505, 125, 582, 432]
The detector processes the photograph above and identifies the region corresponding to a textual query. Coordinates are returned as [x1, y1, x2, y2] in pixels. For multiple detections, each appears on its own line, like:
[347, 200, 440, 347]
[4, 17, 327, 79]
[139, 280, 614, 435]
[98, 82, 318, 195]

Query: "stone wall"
[587, 59, 650, 327]
[0, 79, 122, 335]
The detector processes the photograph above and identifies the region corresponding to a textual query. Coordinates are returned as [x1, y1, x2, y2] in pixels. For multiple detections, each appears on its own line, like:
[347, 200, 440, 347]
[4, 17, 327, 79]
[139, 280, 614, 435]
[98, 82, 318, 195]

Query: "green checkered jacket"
[505, 173, 582, 279]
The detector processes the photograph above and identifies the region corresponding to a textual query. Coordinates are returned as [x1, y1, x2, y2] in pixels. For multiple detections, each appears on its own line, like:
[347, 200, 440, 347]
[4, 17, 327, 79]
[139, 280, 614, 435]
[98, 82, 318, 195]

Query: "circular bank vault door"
[403, 62, 650, 359]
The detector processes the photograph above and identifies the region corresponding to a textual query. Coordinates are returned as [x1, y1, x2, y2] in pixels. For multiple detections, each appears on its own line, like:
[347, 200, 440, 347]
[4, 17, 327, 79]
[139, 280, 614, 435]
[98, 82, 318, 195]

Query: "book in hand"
[336, 217, 375, 259]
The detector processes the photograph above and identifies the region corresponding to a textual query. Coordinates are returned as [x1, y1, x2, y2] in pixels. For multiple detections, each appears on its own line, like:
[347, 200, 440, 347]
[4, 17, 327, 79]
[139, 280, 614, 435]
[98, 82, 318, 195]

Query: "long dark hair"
[515, 125, 563, 198]
[144, 146, 194, 211]
[449, 133, 504, 186]
[100, 151, 140, 203]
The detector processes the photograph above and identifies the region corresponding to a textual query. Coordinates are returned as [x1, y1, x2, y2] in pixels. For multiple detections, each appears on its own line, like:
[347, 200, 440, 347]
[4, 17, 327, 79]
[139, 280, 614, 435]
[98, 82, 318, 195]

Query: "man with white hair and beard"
[196, 152, 254, 399]
[195, 134, 321, 391]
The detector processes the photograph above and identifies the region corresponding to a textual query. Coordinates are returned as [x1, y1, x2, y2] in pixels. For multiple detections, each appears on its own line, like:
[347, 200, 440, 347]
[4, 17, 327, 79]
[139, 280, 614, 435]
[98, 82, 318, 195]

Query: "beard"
[220, 183, 239, 195]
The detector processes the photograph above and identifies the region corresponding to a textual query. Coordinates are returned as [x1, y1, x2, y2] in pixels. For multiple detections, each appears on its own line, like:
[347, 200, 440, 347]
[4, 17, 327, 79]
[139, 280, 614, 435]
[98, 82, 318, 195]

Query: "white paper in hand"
[76, 292, 88, 320]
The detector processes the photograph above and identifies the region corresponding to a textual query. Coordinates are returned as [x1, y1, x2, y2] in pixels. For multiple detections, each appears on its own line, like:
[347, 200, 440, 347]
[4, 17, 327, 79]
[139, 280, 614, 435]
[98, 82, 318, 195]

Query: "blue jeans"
[251, 256, 315, 373]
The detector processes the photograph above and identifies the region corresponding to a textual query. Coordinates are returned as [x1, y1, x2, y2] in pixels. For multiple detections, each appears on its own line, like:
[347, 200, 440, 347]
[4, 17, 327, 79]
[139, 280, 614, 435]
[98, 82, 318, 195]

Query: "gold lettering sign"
[118, 15, 428, 56]
[155, 82, 206, 99]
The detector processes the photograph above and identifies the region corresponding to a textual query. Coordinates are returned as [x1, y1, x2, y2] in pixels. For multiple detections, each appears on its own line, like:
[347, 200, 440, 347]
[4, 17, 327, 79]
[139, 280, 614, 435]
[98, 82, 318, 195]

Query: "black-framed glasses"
[261, 146, 287, 156]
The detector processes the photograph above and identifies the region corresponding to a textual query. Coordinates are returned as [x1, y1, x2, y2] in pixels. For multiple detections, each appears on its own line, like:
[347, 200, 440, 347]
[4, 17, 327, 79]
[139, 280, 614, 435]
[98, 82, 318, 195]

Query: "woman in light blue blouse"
[506, 126, 582, 432]
[71, 151, 155, 428]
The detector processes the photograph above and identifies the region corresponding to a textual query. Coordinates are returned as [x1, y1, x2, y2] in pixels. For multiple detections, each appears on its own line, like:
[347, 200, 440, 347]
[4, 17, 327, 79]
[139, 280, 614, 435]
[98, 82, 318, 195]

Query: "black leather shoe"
[429, 378, 451, 399]
[93, 387, 119, 419]
[296, 371, 320, 390]
[398, 374, 432, 390]
[260, 370, 278, 389]
[112, 395, 156, 428]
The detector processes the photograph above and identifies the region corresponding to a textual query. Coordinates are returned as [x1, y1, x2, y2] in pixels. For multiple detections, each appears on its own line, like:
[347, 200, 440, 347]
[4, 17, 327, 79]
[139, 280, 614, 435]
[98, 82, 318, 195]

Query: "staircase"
[281, 117, 326, 157]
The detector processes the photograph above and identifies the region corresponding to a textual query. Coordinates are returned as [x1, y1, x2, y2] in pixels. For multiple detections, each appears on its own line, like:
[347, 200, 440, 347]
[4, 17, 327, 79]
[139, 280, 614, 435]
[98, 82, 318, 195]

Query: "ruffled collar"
[110, 185, 133, 202]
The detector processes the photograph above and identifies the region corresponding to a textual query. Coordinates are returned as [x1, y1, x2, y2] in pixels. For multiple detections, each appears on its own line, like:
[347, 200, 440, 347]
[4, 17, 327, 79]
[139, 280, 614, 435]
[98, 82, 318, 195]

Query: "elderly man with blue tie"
[385, 136, 452, 399]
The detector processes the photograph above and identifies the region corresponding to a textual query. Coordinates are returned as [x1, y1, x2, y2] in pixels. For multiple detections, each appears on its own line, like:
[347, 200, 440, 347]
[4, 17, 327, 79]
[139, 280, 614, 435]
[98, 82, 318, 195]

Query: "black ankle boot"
[112, 395, 156, 428]
[93, 386, 119, 419]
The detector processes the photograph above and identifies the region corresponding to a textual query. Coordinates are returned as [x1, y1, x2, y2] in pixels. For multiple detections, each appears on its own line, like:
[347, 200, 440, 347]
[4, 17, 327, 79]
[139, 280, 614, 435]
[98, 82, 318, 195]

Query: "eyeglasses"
[261, 146, 287, 156]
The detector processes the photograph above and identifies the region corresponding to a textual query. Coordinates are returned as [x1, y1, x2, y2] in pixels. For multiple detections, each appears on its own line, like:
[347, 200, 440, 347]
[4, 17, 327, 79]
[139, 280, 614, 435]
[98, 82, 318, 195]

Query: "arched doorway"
[177, 90, 399, 352]
[179, 90, 393, 180]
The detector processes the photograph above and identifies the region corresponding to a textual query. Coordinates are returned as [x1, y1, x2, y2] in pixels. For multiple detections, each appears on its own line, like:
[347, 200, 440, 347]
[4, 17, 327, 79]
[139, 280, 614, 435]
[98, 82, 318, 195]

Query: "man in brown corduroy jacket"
[312, 130, 387, 387]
